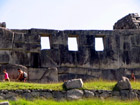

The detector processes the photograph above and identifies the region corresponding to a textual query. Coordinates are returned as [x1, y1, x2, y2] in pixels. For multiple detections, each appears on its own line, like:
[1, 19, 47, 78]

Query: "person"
[3, 69, 10, 81]
[131, 72, 136, 82]
[16, 68, 27, 82]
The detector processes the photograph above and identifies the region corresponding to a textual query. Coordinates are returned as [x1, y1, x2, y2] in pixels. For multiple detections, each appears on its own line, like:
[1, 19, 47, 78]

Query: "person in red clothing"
[131, 72, 136, 82]
[3, 69, 10, 81]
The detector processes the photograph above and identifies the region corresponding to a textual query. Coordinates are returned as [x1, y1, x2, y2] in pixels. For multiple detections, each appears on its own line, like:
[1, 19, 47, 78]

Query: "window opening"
[41, 36, 50, 49]
[68, 37, 78, 51]
[95, 37, 104, 51]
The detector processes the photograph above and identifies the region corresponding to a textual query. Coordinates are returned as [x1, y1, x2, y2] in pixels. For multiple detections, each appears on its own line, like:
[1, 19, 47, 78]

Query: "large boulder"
[66, 89, 83, 100]
[113, 76, 131, 91]
[63, 78, 83, 90]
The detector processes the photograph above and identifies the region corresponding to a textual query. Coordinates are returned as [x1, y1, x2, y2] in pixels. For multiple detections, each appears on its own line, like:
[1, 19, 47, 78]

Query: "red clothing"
[4, 73, 9, 79]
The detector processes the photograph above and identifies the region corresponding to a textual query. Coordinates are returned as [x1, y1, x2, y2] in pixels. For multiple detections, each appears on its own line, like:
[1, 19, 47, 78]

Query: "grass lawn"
[0, 80, 139, 90]
[7, 98, 140, 105]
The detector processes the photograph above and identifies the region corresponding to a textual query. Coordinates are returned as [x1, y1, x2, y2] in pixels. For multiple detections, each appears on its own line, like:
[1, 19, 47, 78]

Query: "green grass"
[0, 82, 63, 90]
[0, 80, 140, 90]
[84, 80, 140, 90]
[83, 80, 116, 90]
[8, 98, 140, 105]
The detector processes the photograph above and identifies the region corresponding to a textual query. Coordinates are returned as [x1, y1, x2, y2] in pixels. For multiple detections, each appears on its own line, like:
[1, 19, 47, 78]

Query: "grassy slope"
[0, 80, 139, 90]
[9, 99, 140, 105]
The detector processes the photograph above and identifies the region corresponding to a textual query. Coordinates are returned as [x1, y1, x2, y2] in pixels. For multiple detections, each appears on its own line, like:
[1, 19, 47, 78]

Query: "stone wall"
[0, 13, 140, 82]
[0, 89, 139, 101]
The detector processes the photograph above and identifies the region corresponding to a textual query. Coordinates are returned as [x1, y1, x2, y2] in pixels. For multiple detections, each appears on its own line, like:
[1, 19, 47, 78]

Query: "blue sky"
[0, 0, 140, 30]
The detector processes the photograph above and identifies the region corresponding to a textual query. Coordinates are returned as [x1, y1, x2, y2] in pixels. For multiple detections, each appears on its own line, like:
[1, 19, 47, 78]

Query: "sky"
[0, 0, 140, 30]
[0, 0, 140, 50]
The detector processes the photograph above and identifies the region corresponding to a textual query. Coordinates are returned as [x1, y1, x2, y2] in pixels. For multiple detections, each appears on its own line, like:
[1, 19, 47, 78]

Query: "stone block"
[63, 78, 83, 90]
[28, 68, 46, 80]
[0, 51, 10, 64]
[112, 91, 120, 96]
[14, 33, 25, 42]
[100, 92, 110, 99]
[24, 43, 41, 52]
[53, 91, 66, 100]
[0, 102, 9, 105]
[66, 89, 83, 100]
[28, 67, 58, 83]
[40, 92, 53, 99]
[10, 51, 29, 66]
[41, 49, 60, 67]
[29, 34, 40, 43]
[40, 67, 58, 83]
[84, 90, 95, 98]
[113, 76, 131, 91]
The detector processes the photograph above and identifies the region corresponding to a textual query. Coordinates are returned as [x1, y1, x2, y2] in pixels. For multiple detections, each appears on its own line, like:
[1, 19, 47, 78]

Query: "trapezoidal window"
[68, 37, 78, 51]
[95, 37, 104, 51]
[41, 36, 50, 50]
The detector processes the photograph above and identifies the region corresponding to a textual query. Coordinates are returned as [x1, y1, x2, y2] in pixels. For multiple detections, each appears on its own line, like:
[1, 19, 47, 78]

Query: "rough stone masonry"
[0, 13, 140, 82]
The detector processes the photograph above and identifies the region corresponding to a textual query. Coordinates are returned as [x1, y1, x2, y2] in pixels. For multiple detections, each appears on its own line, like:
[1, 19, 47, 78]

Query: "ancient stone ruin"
[0, 78, 139, 101]
[0, 13, 140, 82]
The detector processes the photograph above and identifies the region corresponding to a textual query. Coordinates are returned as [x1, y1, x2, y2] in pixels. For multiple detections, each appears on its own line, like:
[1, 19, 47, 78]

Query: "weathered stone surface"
[22, 93, 33, 100]
[63, 79, 83, 90]
[112, 91, 120, 96]
[40, 67, 58, 83]
[28, 67, 58, 83]
[0, 102, 9, 105]
[67, 89, 84, 100]
[30, 92, 40, 98]
[100, 91, 110, 99]
[113, 76, 131, 91]
[52, 91, 66, 100]
[84, 90, 95, 98]
[120, 90, 138, 100]
[0, 89, 139, 101]
[4, 92, 17, 101]
[40, 92, 53, 99]
[114, 13, 140, 29]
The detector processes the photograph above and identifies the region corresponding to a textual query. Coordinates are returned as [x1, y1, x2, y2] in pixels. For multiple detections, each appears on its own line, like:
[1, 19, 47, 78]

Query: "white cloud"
[0, 0, 139, 30]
